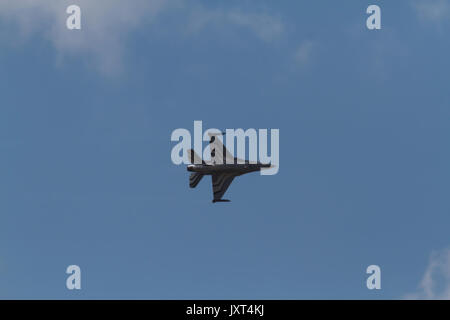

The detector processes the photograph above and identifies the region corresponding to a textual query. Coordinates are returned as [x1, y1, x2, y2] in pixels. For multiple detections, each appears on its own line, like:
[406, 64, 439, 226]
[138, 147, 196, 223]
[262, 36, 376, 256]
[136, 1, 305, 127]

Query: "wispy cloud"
[293, 40, 315, 67]
[413, 0, 450, 23]
[404, 248, 450, 300]
[186, 6, 284, 42]
[0, 1, 285, 75]
[227, 10, 284, 42]
[0, 0, 172, 75]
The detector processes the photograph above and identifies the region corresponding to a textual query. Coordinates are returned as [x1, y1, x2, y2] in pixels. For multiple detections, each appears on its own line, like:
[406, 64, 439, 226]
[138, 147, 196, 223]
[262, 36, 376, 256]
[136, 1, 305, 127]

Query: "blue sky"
[1, 0, 450, 299]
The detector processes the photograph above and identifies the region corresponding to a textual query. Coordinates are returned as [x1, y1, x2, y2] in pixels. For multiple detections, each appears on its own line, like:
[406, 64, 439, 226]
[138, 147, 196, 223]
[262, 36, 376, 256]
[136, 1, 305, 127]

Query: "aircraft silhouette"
[187, 132, 272, 202]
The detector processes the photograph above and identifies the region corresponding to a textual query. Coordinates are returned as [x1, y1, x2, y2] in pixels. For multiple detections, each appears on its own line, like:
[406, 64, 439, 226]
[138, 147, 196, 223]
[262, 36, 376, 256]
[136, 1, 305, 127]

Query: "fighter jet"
[187, 132, 272, 202]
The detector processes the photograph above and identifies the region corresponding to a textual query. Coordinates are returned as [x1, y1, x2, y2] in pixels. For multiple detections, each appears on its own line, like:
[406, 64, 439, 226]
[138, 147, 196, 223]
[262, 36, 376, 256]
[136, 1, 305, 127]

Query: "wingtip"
[207, 131, 226, 137]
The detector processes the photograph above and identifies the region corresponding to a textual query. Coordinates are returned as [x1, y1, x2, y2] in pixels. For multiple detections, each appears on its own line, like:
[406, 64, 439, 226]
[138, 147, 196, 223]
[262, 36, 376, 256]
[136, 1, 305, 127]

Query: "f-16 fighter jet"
[187, 132, 272, 203]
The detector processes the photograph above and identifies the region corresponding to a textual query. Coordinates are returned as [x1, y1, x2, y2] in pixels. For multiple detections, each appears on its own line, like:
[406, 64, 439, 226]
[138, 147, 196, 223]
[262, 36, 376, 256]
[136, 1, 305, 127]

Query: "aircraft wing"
[211, 173, 236, 202]
[208, 132, 243, 164]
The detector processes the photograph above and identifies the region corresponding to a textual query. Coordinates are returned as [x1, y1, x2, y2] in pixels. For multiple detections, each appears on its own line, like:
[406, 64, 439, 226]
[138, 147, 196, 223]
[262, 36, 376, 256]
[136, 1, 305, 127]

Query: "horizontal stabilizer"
[189, 172, 204, 188]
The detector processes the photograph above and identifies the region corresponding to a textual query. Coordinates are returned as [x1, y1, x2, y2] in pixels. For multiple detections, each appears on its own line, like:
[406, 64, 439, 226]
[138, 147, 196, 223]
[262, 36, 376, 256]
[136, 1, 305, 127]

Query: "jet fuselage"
[187, 163, 270, 175]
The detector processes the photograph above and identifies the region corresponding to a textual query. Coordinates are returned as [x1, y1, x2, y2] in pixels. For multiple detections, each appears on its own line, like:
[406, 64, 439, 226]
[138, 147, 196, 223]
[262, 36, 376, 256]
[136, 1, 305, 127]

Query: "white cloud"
[294, 40, 315, 67]
[186, 6, 284, 42]
[0, 0, 172, 75]
[0, 1, 285, 75]
[413, 0, 450, 23]
[227, 10, 284, 42]
[404, 248, 450, 300]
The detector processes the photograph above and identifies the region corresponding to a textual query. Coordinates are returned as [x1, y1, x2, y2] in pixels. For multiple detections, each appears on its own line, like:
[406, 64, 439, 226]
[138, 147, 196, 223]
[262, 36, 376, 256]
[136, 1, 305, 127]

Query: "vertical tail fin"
[187, 149, 204, 164]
